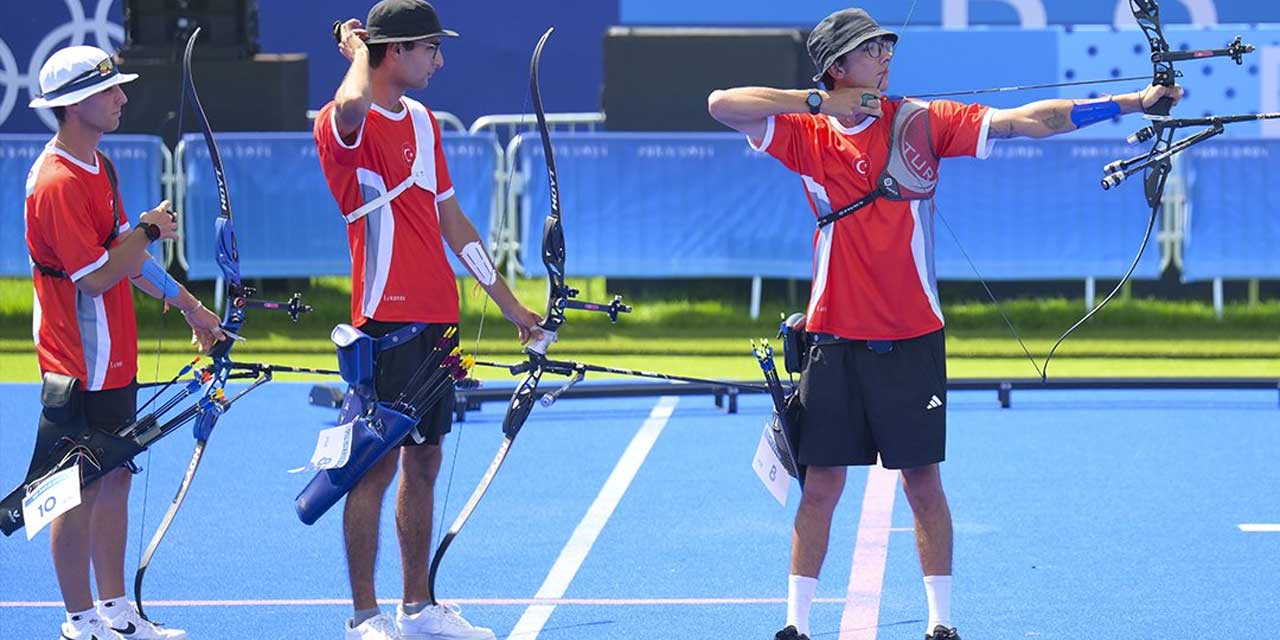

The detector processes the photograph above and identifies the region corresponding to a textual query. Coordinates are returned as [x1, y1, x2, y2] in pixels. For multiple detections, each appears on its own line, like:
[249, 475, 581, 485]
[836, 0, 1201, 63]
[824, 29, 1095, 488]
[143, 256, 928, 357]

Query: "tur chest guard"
[816, 99, 940, 228]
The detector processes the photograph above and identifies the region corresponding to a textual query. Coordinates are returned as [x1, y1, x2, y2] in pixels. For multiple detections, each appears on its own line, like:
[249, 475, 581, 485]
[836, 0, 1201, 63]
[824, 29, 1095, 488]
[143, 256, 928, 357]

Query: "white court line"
[1, 597, 852, 608]
[508, 396, 679, 640]
[1238, 524, 1280, 532]
[838, 463, 899, 640]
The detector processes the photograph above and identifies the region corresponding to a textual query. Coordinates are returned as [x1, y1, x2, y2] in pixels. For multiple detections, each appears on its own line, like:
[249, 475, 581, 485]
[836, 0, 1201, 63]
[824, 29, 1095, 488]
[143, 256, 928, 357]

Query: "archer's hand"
[181, 303, 226, 352]
[139, 201, 179, 241]
[335, 19, 369, 62]
[822, 86, 886, 119]
[1138, 83, 1183, 112]
[503, 304, 545, 346]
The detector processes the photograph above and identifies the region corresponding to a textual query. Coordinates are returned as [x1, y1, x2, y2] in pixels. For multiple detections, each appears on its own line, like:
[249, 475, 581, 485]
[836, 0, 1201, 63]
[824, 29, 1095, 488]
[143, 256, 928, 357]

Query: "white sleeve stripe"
[69, 251, 109, 283]
[330, 107, 365, 150]
[746, 116, 776, 153]
[435, 187, 455, 203]
[976, 109, 996, 159]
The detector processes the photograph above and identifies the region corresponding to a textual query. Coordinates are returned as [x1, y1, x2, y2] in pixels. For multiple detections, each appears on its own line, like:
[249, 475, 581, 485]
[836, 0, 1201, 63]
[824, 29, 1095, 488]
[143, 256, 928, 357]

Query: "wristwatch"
[806, 90, 824, 115]
[140, 222, 161, 241]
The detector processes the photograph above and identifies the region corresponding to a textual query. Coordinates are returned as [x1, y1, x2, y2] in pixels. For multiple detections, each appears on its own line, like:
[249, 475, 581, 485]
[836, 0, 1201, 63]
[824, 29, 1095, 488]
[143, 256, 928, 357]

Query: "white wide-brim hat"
[29, 45, 138, 109]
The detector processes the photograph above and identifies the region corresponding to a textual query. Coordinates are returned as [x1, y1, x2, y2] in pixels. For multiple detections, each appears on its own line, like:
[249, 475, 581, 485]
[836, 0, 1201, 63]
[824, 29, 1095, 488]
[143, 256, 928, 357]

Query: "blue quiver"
[332, 323, 376, 388]
[294, 399, 421, 525]
[294, 322, 430, 525]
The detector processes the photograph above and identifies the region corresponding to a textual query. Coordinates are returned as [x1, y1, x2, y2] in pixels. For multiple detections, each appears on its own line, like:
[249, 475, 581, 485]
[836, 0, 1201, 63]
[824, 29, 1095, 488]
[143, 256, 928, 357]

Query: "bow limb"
[134, 27, 242, 618]
[426, 364, 544, 605]
[426, 26, 564, 606]
[530, 27, 570, 348]
[132, 406, 219, 620]
[1041, 0, 1176, 378]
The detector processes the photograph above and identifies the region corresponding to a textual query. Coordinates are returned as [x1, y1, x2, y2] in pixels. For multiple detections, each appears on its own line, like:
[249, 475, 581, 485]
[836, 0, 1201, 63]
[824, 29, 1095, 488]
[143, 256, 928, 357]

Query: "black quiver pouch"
[779, 312, 809, 375]
[0, 373, 143, 536]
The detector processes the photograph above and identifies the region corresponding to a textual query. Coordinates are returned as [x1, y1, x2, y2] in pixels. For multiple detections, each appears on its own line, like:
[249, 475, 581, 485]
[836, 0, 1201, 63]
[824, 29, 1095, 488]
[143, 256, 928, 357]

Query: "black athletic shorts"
[361, 319, 457, 447]
[796, 328, 947, 470]
[25, 380, 137, 479]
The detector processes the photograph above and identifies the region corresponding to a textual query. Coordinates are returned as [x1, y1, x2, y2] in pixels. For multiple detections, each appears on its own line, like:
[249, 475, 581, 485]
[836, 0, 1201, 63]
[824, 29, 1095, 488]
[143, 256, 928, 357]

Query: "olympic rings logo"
[0, 0, 124, 131]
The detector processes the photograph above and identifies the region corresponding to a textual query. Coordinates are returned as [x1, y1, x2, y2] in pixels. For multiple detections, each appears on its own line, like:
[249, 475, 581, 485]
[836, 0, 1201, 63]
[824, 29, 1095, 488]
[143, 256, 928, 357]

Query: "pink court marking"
[1, 597, 849, 608]
[838, 463, 899, 640]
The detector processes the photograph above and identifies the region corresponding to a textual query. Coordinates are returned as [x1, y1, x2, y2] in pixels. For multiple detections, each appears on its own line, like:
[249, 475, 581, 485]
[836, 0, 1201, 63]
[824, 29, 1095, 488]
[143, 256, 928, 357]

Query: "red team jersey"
[314, 98, 459, 327]
[25, 145, 139, 391]
[751, 99, 992, 340]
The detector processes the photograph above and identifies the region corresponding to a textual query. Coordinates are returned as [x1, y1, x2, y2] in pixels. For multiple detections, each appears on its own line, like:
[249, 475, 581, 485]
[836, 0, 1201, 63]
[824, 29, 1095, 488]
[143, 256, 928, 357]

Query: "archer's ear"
[823, 64, 841, 87]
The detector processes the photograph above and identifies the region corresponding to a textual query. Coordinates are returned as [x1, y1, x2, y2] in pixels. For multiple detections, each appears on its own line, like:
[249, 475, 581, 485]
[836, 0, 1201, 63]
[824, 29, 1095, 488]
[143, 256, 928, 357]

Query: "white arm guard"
[459, 241, 497, 286]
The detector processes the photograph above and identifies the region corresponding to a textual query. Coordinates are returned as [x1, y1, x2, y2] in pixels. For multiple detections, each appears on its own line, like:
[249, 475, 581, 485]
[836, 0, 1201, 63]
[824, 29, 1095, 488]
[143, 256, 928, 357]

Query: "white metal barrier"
[174, 139, 190, 273]
[158, 114, 1213, 319]
[158, 143, 177, 270]
[468, 112, 606, 138]
[470, 113, 607, 277]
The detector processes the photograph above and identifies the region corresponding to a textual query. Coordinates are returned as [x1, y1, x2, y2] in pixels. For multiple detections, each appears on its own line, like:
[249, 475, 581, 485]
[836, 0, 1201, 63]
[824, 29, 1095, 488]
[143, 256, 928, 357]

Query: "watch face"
[807, 92, 821, 107]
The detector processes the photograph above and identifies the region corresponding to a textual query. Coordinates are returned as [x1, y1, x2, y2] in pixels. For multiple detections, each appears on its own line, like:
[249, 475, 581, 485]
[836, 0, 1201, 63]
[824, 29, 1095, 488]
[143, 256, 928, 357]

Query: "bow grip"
[1148, 95, 1174, 118]
[527, 328, 558, 356]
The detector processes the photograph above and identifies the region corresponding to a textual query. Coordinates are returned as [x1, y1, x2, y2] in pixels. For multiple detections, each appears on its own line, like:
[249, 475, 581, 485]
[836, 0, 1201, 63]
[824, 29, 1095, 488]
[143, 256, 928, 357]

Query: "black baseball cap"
[365, 0, 459, 44]
[807, 8, 898, 83]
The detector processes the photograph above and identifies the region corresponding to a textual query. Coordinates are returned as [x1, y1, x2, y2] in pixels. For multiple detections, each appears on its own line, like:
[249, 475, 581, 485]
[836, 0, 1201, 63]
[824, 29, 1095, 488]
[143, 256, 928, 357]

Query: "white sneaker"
[60, 615, 127, 640]
[97, 601, 188, 640]
[397, 603, 495, 640]
[346, 612, 405, 640]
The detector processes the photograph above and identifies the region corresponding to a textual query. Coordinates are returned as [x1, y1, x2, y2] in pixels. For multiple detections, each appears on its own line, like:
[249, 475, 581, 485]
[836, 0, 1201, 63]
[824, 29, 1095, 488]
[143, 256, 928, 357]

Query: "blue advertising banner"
[621, 0, 1280, 26]
[1, 1, 1277, 133]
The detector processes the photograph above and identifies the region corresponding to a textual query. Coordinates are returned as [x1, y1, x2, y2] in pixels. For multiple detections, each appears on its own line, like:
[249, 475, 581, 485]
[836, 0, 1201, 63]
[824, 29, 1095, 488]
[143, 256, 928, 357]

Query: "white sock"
[786, 574, 818, 636]
[97, 596, 128, 618]
[66, 607, 96, 626]
[923, 574, 953, 633]
[352, 607, 381, 627]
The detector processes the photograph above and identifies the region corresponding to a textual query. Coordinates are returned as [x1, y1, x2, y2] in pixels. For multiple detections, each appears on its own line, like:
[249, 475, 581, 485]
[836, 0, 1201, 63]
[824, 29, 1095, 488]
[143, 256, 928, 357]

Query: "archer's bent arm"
[332, 19, 373, 139]
[127, 253, 225, 349]
[708, 86, 887, 141]
[75, 229, 151, 297]
[988, 83, 1183, 139]
[437, 197, 542, 341]
[76, 202, 179, 297]
[707, 87, 814, 142]
[128, 252, 198, 309]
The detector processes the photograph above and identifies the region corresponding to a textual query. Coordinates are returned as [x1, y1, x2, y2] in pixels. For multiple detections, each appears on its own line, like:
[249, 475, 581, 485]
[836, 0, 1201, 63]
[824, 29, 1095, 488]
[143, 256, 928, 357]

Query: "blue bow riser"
[294, 401, 421, 525]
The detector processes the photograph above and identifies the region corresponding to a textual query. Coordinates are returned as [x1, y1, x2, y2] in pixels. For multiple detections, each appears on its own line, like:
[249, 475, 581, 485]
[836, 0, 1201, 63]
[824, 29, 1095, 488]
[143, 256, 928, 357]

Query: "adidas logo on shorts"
[925, 394, 943, 410]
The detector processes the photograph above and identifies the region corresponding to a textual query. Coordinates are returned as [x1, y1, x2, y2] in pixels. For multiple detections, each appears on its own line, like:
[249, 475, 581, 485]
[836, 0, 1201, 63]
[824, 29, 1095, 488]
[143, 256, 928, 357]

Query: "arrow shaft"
[903, 75, 1150, 99]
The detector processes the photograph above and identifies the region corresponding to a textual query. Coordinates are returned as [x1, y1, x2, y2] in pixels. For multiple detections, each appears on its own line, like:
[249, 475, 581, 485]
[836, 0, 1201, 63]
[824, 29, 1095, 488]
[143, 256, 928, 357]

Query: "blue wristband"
[139, 258, 181, 299]
[1069, 99, 1122, 128]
